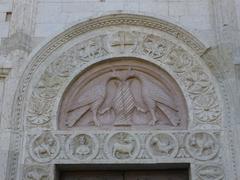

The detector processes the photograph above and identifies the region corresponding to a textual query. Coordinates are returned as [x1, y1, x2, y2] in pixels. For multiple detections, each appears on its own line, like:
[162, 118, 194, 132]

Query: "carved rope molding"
[26, 30, 221, 129]
[9, 14, 224, 180]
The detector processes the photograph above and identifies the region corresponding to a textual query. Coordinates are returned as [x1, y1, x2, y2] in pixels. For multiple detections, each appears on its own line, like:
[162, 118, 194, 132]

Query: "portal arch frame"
[8, 14, 225, 180]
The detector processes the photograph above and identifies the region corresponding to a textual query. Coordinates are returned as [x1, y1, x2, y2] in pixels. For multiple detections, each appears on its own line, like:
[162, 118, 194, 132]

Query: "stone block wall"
[0, 0, 215, 46]
[0, 0, 12, 43]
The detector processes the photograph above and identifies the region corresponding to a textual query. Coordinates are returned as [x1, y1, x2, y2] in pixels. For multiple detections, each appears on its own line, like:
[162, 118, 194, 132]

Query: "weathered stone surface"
[0, 1, 239, 180]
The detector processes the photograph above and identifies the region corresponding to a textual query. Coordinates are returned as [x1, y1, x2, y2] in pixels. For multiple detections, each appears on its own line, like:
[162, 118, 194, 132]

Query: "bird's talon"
[137, 107, 147, 113]
[94, 121, 101, 126]
[149, 120, 156, 126]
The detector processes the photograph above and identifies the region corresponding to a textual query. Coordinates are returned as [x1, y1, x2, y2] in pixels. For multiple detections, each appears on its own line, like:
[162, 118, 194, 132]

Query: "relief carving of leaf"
[50, 50, 77, 77]
[166, 48, 193, 74]
[37, 70, 63, 99]
[27, 95, 52, 125]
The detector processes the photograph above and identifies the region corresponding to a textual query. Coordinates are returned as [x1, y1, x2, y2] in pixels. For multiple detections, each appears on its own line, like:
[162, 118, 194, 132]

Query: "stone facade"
[0, 1, 240, 180]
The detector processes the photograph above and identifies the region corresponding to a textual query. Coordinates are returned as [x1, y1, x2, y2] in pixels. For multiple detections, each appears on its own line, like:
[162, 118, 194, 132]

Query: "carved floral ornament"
[26, 30, 221, 129]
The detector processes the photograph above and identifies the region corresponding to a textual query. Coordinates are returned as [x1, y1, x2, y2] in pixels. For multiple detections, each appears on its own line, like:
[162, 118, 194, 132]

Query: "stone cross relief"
[60, 65, 185, 129]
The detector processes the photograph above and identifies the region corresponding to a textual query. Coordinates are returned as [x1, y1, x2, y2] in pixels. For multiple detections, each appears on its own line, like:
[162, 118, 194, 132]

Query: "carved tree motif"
[76, 35, 108, 60]
[186, 132, 219, 160]
[106, 132, 139, 160]
[147, 133, 178, 158]
[29, 133, 60, 162]
[166, 48, 193, 74]
[134, 33, 174, 60]
[59, 60, 187, 129]
[50, 50, 77, 77]
[184, 67, 211, 95]
[66, 133, 98, 160]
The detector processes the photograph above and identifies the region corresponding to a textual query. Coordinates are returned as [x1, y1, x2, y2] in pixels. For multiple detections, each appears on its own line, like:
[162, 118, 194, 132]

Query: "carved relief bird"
[66, 72, 121, 127]
[132, 71, 179, 126]
[100, 69, 145, 125]
[66, 84, 106, 127]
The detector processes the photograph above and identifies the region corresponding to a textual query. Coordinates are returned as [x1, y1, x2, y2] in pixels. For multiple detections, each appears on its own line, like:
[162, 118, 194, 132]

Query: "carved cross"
[111, 31, 135, 53]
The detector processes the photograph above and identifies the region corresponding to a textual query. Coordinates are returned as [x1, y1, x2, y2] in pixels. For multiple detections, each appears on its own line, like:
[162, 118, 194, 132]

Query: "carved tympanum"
[59, 59, 187, 129]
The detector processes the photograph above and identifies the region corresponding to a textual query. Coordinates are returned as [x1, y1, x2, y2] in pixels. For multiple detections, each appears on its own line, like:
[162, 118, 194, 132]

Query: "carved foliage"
[26, 30, 221, 128]
[27, 36, 108, 126]
[134, 33, 175, 60]
[165, 48, 221, 124]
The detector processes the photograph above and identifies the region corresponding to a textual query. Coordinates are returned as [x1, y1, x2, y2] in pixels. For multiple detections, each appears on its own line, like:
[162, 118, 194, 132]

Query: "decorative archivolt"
[26, 30, 221, 129]
[9, 14, 225, 180]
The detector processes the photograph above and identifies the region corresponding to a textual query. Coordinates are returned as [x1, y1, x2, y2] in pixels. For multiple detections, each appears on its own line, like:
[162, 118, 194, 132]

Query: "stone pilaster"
[210, 0, 240, 179]
[4, 1, 38, 180]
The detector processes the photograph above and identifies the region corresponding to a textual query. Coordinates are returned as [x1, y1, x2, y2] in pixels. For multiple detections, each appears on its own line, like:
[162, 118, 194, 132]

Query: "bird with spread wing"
[66, 70, 122, 127]
[65, 67, 180, 127]
[126, 69, 180, 126]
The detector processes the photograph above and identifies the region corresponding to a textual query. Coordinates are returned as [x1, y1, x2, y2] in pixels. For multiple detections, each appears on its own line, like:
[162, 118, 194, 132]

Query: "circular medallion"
[29, 133, 60, 163]
[186, 132, 219, 161]
[66, 133, 98, 160]
[147, 133, 178, 158]
[105, 132, 140, 160]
